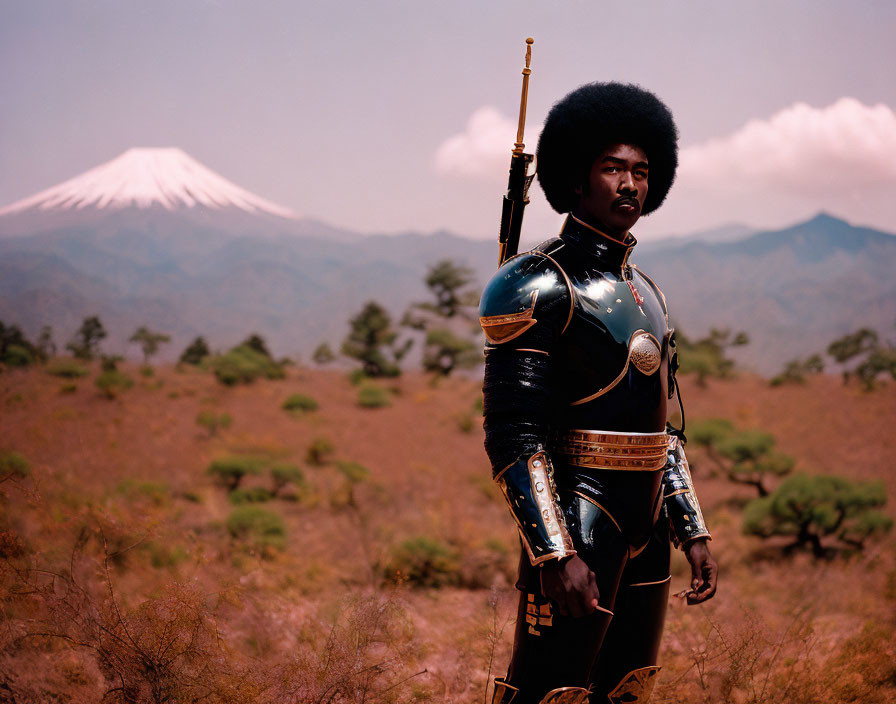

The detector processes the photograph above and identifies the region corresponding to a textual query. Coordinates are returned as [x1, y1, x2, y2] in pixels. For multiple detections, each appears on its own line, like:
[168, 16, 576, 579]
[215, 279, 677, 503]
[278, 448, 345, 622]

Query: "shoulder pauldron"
[479, 250, 573, 346]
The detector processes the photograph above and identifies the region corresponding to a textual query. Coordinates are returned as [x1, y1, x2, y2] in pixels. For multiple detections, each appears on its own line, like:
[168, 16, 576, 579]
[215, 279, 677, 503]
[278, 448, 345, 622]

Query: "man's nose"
[618, 172, 636, 193]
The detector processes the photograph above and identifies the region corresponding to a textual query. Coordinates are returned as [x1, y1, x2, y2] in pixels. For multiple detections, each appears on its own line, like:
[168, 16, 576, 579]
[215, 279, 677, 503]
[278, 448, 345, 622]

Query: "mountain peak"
[804, 211, 849, 227]
[0, 147, 299, 219]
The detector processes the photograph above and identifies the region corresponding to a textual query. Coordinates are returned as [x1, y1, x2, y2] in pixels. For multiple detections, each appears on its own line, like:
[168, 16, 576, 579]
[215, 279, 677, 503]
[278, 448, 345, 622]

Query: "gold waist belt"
[557, 429, 670, 471]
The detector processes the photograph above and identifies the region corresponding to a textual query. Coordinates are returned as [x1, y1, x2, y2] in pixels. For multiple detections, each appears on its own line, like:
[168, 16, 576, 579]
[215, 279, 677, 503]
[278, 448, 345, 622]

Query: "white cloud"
[679, 97, 896, 193]
[434, 107, 541, 181]
[435, 99, 896, 239]
[640, 98, 896, 237]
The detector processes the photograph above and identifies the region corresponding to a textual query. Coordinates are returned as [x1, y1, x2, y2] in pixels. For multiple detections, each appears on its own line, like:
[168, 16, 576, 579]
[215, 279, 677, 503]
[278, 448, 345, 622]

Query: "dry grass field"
[1, 362, 894, 703]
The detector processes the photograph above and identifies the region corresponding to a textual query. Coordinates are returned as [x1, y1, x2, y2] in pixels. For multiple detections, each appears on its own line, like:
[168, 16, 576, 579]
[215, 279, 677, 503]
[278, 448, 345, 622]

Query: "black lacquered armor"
[481, 215, 709, 704]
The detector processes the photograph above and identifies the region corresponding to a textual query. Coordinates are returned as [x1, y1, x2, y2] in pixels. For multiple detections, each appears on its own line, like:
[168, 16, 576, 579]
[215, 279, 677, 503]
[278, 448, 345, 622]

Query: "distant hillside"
[2, 154, 893, 374]
[634, 213, 896, 372]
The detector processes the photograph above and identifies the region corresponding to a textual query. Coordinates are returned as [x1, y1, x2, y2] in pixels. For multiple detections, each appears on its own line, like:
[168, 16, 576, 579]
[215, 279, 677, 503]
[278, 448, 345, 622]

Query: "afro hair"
[536, 82, 678, 216]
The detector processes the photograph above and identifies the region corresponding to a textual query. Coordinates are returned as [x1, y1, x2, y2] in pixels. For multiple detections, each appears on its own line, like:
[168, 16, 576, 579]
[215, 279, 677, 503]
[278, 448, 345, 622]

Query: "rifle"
[497, 37, 537, 266]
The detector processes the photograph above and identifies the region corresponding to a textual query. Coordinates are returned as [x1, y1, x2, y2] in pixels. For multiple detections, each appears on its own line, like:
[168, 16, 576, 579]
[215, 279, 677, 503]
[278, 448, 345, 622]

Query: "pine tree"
[66, 316, 107, 360]
[743, 473, 892, 557]
[689, 418, 794, 497]
[179, 337, 210, 365]
[129, 326, 171, 364]
[342, 301, 407, 377]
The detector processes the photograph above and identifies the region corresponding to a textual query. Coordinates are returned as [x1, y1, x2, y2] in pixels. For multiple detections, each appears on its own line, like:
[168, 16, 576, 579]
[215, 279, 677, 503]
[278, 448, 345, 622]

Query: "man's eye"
[604, 167, 619, 173]
[635, 170, 648, 179]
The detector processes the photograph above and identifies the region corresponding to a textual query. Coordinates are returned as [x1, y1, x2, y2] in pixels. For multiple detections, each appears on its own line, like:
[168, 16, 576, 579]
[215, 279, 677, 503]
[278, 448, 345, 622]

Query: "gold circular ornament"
[630, 333, 661, 375]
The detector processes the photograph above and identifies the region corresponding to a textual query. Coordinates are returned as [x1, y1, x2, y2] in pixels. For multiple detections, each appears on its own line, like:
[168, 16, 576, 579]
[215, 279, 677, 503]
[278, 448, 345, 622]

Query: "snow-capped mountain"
[0, 147, 298, 218]
[1, 149, 893, 373]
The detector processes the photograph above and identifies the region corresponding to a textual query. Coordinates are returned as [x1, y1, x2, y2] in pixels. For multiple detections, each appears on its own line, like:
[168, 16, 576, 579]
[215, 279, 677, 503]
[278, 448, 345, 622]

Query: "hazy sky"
[2, 0, 895, 240]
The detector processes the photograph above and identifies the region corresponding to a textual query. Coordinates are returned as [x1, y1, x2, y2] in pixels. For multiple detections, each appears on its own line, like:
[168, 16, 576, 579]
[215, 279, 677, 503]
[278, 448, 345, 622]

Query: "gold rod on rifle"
[513, 37, 534, 154]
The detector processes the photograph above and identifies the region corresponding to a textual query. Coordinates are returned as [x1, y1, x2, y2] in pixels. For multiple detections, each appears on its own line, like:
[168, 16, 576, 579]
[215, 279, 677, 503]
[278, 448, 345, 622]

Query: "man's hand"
[540, 554, 600, 617]
[683, 539, 718, 605]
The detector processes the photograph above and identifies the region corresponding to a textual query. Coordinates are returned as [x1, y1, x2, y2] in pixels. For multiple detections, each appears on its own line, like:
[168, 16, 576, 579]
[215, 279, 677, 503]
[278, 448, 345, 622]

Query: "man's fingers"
[687, 564, 718, 604]
[586, 571, 600, 613]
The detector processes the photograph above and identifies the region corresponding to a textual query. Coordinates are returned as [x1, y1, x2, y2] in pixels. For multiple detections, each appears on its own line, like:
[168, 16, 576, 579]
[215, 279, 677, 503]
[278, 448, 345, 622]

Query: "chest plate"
[538, 239, 671, 431]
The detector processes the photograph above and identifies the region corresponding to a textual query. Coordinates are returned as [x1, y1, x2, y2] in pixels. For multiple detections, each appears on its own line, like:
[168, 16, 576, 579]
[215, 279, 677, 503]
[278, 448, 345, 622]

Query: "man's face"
[573, 143, 648, 237]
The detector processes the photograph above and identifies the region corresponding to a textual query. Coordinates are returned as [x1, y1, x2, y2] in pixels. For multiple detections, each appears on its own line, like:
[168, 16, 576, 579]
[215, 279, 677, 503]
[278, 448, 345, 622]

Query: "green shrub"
[305, 437, 334, 466]
[46, 359, 89, 378]
[100, 354, 122, 372]
[358, 384, 391, 409]
[0, 451, 30, 482]
[207, 455, 266, 491]
[282, 393, 319, 413]
[312, 342, 335, 365]
[59, 383, 78, 394]
[381, 536, 460, 587]
[95, 370, 134, 399]
[336, 461, 370, 483]
[270, 463, 306, 493]
[146, 541, 188, 569]
[139, 365, 155, 377]
[196, 410, 232, 437]
[115, 478, 170, 507]
[331, 461, 370, 507]
[770, 354, 824, 386]
[2, 344, 33, 367]
[211, 344, 284, 386]
[226, 506, 286, 551]
[348, 368, 368, 386]
[229, 487, 274, 505]
[1, 322, 40, 366]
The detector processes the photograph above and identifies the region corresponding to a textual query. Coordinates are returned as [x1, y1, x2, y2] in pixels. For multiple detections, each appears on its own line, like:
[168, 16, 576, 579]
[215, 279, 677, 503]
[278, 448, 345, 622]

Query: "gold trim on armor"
[480, 289, 539, 344]
[631, 264, 669, 323]
[569, 213, 633, 248]
[492, 678, 519, 704]
[514, 348, 550, 355]
[493, 459, 516, 483]
[571, 491, 623, 534]
[608, 666, 661, 704]
[533, 250, 576, 334]
[665, 488, 690, 498]
[628, 540, 650, 559]
[627, 575, 672, 587]
[570, 329, 661, 406]
[558, 429, 670, 471]
[496, 480, 573, 566]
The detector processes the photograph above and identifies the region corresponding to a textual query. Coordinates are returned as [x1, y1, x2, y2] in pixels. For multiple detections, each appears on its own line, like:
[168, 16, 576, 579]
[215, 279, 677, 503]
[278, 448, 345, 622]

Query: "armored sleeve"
[662, 436, 711, 548]
[480, 251, 576, 565]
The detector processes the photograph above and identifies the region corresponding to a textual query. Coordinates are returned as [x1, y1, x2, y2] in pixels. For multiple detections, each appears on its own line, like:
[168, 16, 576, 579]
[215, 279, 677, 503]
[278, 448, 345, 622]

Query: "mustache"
[613, 195, 641, 210]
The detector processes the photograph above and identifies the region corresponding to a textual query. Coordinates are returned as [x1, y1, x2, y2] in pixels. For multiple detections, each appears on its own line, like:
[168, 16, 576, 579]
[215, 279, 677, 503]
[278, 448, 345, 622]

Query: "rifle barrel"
[513, 38, 534, 154]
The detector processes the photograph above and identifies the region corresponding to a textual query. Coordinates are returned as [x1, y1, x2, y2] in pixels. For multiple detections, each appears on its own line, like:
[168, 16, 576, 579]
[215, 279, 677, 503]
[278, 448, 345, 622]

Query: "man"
[479, 82, 718, 704]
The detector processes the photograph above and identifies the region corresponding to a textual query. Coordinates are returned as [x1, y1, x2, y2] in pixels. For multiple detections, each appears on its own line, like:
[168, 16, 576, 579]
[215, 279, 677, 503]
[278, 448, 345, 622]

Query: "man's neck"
[569, 209, 631, 244]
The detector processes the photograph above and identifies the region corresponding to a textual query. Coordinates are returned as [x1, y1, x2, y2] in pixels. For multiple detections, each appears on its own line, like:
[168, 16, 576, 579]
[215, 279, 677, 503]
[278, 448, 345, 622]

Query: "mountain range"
[1, 148, 894, 374]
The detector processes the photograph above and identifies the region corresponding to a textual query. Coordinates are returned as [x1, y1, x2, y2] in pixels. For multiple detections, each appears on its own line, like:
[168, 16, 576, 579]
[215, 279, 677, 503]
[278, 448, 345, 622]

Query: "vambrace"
[484, 347, 574, 565]
[662, 437, 711, 548]
[495, 448, 575, 565]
